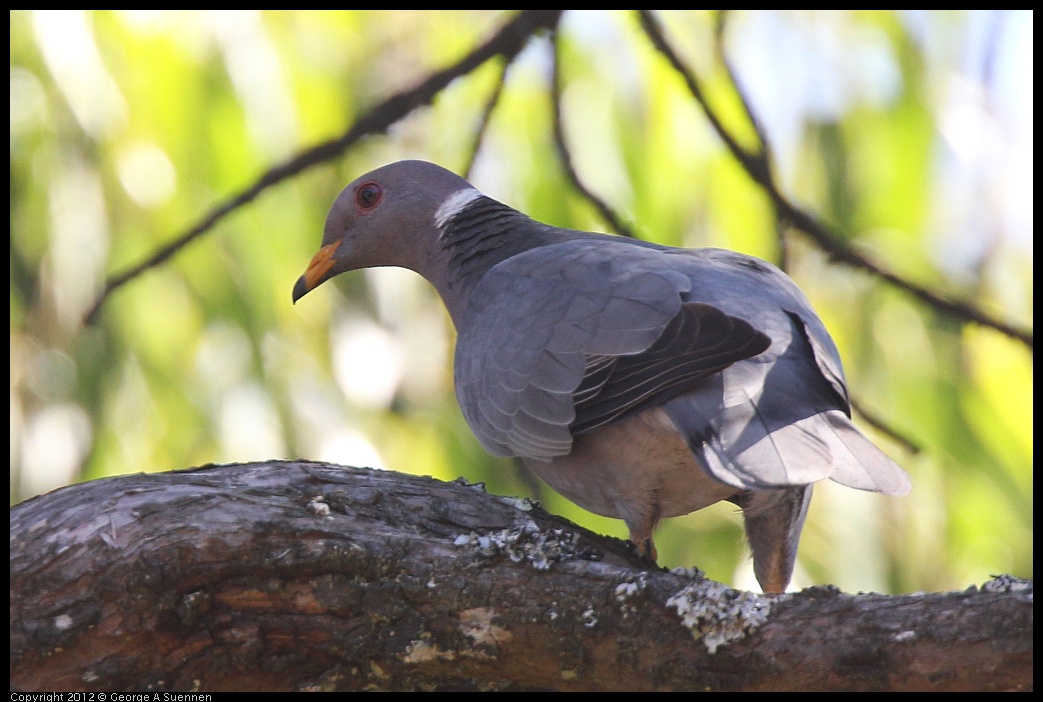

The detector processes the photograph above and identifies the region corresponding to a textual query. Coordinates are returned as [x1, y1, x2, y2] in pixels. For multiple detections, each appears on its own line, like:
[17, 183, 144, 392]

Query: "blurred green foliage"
[10, 10, 1032, 594]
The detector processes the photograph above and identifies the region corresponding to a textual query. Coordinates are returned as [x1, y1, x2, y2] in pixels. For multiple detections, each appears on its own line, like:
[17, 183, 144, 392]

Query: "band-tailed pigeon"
[293, 159, 911, 592]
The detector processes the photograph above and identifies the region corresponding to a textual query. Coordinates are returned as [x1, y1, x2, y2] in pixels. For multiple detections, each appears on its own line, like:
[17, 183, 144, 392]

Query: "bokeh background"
[10, 10, 1032, 594]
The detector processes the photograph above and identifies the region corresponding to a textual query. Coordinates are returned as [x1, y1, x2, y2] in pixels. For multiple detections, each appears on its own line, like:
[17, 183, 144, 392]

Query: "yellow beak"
[292, 240, 341, 303]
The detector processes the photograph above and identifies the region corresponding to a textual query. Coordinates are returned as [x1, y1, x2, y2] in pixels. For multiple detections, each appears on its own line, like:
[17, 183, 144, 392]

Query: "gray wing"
[455, 241, 769, 460]
[662, 249, 912, 495]
[570, 301, 769, 434]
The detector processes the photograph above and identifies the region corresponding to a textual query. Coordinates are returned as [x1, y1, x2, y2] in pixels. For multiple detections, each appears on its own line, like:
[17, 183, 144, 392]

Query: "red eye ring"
[355, 181, 383, 211]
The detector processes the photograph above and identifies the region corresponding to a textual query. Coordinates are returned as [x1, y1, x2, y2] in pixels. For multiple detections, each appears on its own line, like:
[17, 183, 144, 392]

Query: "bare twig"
[636, 11, 771, 187]
[713, 11, 772, 166]
[84, 10, 564, 325]
[849, 397, 922, 455]
[462, 58, 511, 179]
[637, 10, 1032, 351]
[714, 12, 921, 452]
[549, 29, 638, 239]
[714, 10, 796, 274]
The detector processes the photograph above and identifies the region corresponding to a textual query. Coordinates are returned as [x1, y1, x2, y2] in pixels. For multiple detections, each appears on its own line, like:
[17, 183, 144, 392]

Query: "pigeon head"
[292, 160, 473, 303]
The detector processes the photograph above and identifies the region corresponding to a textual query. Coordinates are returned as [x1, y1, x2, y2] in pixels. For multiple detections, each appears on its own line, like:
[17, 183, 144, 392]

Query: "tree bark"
[10, 461, 1032, 692]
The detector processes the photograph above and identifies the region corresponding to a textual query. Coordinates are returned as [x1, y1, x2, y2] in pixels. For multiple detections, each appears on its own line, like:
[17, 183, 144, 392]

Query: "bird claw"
[634, 536, 658, 563]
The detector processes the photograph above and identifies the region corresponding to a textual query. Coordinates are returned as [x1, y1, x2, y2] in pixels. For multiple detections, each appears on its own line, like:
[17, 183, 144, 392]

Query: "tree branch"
[84, 9, 1031, 355]
[10, 462, 1031, 692]
[550, 28, 638, 240]
[713, 11, 773, 168]
[849, 397, 922, 455]
[637, 10, 1032, 351]
[461, 54, 511, 180]
[83, 10, 564, 326]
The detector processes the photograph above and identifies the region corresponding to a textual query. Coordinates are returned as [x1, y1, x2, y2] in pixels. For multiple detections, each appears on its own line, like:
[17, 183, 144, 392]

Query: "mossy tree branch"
[10, 462, 1032, 692]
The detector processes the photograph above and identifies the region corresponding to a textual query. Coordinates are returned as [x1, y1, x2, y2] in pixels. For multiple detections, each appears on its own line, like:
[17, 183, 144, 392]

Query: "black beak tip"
[292, 275, 310, 304]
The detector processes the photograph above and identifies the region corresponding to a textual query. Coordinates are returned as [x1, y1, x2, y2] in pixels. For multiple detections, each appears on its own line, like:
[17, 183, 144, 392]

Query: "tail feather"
[666, 395, 910, 495]
[820, 411, 911, 495]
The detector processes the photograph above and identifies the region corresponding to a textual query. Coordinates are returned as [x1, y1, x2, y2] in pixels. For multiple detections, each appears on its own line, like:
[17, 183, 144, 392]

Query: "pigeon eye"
[355, 182, 383, 210]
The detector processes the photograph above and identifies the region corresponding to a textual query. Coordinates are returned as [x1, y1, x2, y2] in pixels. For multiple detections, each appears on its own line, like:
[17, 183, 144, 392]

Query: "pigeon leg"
[738, 485, 813, 593]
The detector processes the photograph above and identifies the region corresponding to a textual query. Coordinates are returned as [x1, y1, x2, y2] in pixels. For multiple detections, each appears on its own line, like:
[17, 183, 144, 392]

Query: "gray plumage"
[293, 159, 911, 592]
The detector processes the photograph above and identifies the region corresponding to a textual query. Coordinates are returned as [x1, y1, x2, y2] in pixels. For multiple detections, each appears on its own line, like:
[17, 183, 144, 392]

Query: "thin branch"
[549, 28, 638, 239]
[713, 11, 772, 166]
[713, 12, 921, 451]
[714, 9, 797, 273]
[84, 10, 565, 326]
[849, 397, 922, 455]
[637, 10, 1032, 351]
[462, 56, 511, 180]
[636, 11, 771, 186]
